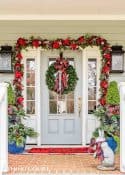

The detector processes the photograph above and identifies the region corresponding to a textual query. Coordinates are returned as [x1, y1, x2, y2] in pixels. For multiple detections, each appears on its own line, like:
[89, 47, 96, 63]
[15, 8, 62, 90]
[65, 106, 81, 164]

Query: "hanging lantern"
[111, 45, 124, 73]
[0, 46, 13, 73]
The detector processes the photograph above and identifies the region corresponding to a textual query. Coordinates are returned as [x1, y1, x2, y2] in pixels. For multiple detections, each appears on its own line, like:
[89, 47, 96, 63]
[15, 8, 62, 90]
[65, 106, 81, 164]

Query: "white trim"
[36, 49, 41, 146]
[0, 14, 125, 20]
[119, 82, 125, 172]
[22, 48, 38, 144]
[0, 83, 8, 173]
[80, 46, 101, 145]
[79, 47, 87, 145]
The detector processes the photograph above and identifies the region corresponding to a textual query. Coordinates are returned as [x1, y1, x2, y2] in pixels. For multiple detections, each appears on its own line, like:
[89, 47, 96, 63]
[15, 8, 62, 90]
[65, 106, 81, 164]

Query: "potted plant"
[93, 81, 120, 152]
[8, 123, 37, 154]
[7, 82, 37, 154]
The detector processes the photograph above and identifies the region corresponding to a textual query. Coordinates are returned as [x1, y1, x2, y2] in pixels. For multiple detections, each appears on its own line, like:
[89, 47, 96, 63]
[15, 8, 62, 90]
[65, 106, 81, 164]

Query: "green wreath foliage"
[46, 63, 78, 94]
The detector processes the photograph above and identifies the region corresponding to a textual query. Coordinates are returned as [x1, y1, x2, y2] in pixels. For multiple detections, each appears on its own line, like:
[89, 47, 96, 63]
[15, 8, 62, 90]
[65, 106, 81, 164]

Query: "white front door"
[41, 50, 82, 144]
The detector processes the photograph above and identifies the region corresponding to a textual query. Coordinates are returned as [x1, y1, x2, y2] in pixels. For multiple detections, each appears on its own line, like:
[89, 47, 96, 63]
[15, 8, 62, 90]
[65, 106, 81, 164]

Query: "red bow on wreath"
[54, 52, 69, 94]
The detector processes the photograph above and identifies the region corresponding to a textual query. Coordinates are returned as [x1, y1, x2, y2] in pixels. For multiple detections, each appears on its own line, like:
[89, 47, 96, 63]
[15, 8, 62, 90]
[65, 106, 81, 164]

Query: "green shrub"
[7, 83, 15, 105]
[106, 81, 120, 105]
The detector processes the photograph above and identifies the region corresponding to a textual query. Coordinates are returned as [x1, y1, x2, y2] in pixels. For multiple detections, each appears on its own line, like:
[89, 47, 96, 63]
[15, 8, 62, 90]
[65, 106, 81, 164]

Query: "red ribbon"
[54, 57, 69, 94]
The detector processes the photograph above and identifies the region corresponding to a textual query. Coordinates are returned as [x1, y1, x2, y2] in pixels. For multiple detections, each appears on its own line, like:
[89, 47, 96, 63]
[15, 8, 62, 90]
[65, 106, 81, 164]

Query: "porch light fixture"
[111, 45, 124, 73]
[0, 46, 13, 73]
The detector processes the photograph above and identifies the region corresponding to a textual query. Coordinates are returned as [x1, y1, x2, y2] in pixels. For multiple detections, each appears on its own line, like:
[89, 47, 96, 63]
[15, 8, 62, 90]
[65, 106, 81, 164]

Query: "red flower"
[32, 39, 41, 48]
[100, 80, 108, 89]
[15, 71, 23, 79]
[52, 41, 60, 49]
[103, 53, 111, 60]
[63, 38, 70, 46]
[17, 38, 26, 46]
[17, 97, 24, 105]
[102, 65, 110, 74]
[99, 97, 106, 106]
[70, 43, 78, 50]
[16, 52, 23, 60]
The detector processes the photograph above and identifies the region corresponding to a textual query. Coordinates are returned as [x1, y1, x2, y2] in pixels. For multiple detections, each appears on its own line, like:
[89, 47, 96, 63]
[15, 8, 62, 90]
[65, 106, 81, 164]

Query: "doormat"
[27, 147, 95, 154]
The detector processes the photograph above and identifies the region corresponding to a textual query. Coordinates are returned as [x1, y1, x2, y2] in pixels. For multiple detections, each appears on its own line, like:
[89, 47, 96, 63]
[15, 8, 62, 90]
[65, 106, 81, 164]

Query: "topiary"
[7, 82, 15, 105]
[106, 81, 120, 105]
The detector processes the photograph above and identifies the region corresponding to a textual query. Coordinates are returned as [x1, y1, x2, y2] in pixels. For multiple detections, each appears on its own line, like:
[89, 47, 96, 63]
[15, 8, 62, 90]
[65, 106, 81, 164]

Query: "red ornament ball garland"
[13, 35, 111, 112]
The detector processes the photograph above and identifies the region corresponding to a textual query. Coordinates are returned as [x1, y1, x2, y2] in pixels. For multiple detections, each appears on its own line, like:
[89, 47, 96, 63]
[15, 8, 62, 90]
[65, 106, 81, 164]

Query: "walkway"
[8, 153, 120, 174]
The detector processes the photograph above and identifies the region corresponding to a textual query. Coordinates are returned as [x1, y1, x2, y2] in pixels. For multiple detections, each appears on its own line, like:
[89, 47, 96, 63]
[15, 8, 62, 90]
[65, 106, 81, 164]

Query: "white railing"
[120, 82, 125, 172]
[0, 83, 8, 174]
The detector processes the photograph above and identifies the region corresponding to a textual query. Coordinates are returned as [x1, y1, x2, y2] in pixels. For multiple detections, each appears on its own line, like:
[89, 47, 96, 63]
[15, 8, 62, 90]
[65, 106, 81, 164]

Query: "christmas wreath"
[46, 53, 78, 94]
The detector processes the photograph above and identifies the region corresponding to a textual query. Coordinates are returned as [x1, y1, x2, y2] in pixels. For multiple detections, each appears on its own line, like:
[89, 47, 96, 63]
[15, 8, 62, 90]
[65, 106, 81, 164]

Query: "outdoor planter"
[8, 142, 25, 154]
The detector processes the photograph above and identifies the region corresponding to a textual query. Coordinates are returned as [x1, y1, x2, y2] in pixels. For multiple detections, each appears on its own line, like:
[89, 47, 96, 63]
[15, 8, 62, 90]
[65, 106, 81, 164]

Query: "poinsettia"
[15, 71, 23, 79]
[99, 97, 106, 106]
[78, 36, 84, 44]
[62, 38, 70, 46]
[103, 53, 111, 60]
[17, 96, 24, 105]
[52, 41, 60, 49]
[100, 80, 108, 89]
[70, 43, 78, 50]
[102, 65, 110, 74]
[14, 62, 22, 70]
[17, 38, 27, 47]
[16, 52, 23, 60]
[32, 39, 41, 48]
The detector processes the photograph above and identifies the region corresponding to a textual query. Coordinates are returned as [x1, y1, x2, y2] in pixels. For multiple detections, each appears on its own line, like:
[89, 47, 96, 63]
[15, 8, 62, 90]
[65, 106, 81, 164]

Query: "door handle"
[78, 97, 82, 117]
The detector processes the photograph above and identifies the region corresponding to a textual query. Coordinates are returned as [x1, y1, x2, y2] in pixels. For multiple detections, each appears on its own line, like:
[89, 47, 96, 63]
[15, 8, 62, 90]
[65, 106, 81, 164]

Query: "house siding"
[0, 21, 125, 83]
[0, 21, 124, 144]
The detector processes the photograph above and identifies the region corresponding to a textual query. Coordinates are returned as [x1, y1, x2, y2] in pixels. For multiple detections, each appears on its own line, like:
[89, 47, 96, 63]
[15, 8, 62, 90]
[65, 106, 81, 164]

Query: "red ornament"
[17, 38, 26, 47]
[32, 39, 41, 48]
[17, 97, 24, 105]
[100, 80, 108, 89]
[16, 52, 23, 60]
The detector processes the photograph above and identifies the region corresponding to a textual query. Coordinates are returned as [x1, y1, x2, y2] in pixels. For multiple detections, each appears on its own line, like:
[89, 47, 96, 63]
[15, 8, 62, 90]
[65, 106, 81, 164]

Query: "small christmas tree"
[106, 81, 120, 105]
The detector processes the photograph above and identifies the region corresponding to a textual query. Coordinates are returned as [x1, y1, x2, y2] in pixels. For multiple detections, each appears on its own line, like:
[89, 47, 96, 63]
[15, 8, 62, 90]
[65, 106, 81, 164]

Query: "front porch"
[8, 153, 120, 174]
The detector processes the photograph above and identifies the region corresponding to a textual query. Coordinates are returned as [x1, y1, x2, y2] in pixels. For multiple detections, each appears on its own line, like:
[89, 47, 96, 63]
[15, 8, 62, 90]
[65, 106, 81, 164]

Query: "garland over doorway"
[13, 35, 111, 113]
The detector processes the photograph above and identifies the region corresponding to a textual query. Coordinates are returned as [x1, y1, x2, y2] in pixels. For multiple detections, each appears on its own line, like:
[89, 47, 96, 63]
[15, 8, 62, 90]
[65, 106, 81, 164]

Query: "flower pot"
[8, 142, 25, 154]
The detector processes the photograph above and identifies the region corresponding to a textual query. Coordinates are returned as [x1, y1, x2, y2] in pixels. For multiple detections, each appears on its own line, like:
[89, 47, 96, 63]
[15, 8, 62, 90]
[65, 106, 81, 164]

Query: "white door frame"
[22, 47, 101, 146]
[80, 46, 101, 145]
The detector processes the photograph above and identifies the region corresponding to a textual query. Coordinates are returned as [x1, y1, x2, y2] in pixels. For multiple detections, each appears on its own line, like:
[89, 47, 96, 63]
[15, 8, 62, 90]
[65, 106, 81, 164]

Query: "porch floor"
[8, 153, 120, 174]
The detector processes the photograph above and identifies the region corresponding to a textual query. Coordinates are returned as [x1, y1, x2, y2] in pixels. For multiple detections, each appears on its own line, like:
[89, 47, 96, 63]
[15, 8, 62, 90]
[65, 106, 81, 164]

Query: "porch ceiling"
[0, 0, 125, 20]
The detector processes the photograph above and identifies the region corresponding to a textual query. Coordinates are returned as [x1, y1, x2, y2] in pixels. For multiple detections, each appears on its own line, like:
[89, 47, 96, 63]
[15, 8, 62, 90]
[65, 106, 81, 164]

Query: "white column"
[119, 82, 125, 172]
[0, 83, 8, 173]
